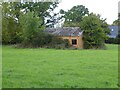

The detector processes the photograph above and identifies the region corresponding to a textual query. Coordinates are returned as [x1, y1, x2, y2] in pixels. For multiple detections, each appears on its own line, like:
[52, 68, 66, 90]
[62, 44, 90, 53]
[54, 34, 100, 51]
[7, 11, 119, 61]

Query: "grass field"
[2, 44, 118, 88]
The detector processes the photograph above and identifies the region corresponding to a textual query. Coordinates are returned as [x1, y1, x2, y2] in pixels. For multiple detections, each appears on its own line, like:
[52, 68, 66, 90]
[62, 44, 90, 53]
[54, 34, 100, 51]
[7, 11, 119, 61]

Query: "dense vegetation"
[2, 2, 117, 49]
[61, 6, 110, 49]
[80, 13, 110, 49]
[2, 44, 118, 88]
[2, 2, 70, 48]
[60, 5, 89, 27]
[1, 2, 118, 88]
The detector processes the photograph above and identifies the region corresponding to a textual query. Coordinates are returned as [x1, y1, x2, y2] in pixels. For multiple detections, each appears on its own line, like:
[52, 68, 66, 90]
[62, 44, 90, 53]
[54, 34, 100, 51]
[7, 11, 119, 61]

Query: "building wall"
[60, 36, 84, 49]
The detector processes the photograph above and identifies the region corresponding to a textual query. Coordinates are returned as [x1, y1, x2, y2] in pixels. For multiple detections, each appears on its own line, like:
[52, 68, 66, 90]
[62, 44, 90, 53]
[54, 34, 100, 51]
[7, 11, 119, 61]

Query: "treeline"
[1, 2, 114, 49]
[2, 2, 70, 49]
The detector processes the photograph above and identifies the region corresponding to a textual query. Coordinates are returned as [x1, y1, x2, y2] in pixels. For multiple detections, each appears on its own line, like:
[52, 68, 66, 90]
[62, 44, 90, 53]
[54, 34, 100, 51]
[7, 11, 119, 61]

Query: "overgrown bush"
[2, 17, 22, 44]
[46, 37, 70, 49]
[80, 13, 110, 49]
[17, 12, 71, 49]
[19, 12, 46, 47]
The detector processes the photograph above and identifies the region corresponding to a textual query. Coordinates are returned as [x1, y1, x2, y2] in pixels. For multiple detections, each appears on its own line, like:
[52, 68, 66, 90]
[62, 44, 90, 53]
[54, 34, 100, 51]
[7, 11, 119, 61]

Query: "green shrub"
[2, 17, 22, 45]
[80, 13, 110, 49]
[19, 12, 46, 48]
[47, 37, 70, 49]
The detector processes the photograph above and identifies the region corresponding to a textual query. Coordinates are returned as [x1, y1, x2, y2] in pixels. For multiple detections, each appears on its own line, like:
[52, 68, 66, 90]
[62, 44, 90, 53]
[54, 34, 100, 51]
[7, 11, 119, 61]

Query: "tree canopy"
[112, 13, 120, 26]
[2, 2, 60, 44]
[1, 2, 113, 49]
[80, 13, 110, 49]
[19, 12, 46, 47]
[60, 5, 89, 27]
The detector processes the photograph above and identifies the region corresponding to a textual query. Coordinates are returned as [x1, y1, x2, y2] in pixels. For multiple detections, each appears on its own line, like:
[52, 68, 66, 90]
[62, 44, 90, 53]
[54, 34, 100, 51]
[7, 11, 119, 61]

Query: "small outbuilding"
[45, 27, 84, 49]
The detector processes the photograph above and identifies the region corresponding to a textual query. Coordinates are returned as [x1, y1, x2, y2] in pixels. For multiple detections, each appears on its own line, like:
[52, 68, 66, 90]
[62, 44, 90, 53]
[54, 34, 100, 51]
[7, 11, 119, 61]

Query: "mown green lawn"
[2, 44, 118, 88]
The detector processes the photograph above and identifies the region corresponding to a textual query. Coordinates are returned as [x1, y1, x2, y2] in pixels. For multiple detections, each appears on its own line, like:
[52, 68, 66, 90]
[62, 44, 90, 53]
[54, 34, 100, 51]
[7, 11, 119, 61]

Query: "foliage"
[19, 12, 45, 47]
[2, 16, 22, 44]
[80, 13, 110, 49]
[2, 2, 59, 26]
[2, 2, 69, 48]
[19, 2, 60, 27]
[21, 2, 53, 25]
[2, 2, 22, 19]
[60, 5, 89, 27]
[63, 22, 80, 27]
[112, 13, 120, 25]
[2, 2, 60, 45]
[47, 37, 70, 49]
[2, 2, 22, 44]
[2, 44, 118, 88]
[113, 19, 120, 26]
[45, 2, 62, 27]
[19, 12, 70, 48]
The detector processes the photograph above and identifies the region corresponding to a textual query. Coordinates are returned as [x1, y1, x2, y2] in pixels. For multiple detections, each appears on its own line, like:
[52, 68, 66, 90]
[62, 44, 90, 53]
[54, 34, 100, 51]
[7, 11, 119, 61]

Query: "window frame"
[72, 39, 77, 45]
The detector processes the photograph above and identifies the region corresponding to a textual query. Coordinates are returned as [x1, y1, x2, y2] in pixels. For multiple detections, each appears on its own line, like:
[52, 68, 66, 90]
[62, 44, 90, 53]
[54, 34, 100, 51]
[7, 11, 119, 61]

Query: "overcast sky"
[56, 0, 119, 24]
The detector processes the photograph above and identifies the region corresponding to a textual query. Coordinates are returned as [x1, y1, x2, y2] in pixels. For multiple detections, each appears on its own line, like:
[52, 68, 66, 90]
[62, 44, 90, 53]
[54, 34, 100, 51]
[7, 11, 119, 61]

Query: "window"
[72, 39, 77, 45]
[111, 29, 114, 31]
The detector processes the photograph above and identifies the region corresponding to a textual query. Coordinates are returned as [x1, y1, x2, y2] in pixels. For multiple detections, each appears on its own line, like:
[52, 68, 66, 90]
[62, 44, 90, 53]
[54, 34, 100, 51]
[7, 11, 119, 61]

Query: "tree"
[2, 2, 60, 44]
[20, 2, 60, 27]
[62, 22, 80, 27]
[19, 12, 45, 47]
[112, 13, 120, 26]
[60, 5, 89, 27]
[113, 19, 120, 25]
[44, 1, 63, 27]
[46, 12, 63, 28]
[2, 2, 22, 44]
[19, 12, 69, 48]
[2, 16, 22, 44]
[80, 13, 110, 49]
